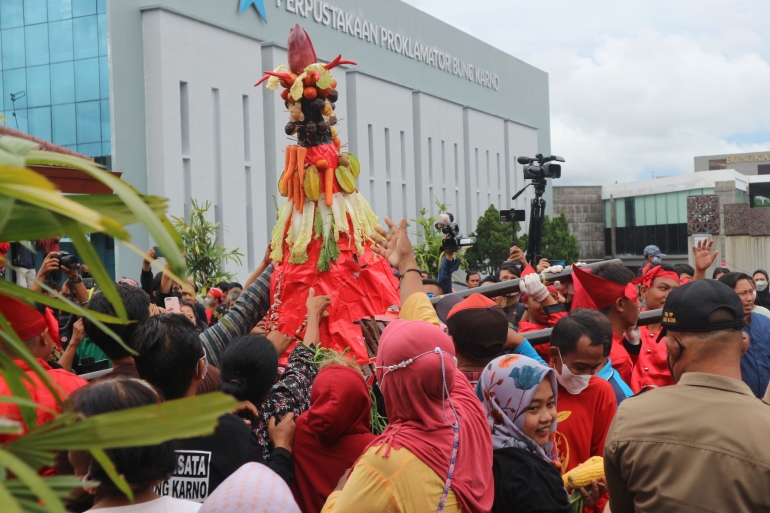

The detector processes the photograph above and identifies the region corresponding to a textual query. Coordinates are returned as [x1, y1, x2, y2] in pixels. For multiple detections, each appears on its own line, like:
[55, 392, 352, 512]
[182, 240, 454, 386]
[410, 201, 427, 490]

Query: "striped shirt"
[200, 265, 274, 367]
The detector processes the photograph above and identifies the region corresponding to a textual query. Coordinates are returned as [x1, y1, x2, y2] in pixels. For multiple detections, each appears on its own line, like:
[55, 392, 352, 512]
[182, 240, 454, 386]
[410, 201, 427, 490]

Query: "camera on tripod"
[45, 252, 79, 288]
[518, 154, 564, 180]
[435, 213, 476, 253]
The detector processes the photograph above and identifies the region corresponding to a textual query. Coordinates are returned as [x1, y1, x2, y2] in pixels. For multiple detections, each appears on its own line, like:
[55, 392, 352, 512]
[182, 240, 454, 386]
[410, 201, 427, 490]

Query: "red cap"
[0, 296, 47, 341]
[521, 264, 536, 277]
[208, 288, 223, 300]
[571, 265, 638, 310]
[446, 293, 498, 319]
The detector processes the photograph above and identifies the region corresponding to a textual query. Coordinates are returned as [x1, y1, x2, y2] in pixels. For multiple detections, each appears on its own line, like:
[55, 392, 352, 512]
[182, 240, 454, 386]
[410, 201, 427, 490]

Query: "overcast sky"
[402, 0, 770, 185]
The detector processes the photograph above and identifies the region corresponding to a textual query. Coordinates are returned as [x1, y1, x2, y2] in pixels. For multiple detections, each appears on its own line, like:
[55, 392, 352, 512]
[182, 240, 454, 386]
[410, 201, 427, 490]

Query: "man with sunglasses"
[604, 279, 770, 513]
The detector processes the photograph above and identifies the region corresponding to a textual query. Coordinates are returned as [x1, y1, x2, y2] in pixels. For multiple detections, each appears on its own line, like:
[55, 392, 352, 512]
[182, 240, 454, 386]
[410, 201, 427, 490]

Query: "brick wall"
[552, 186, 605, 260]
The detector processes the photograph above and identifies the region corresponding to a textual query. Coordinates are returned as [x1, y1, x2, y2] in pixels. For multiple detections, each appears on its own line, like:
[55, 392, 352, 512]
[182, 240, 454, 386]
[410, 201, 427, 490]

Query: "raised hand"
[693, 238, 718, 272]
[372, 217, 416, 273]
[508, 246, 527, 265]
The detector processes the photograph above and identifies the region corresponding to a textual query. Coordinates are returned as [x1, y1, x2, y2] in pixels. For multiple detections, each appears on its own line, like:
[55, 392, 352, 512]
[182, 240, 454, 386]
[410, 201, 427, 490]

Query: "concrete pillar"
[610, 195, 617, 258]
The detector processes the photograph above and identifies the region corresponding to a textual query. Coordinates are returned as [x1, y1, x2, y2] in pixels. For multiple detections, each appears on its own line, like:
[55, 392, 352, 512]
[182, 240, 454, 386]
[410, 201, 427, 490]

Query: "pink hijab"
[370, 319, 494, 513]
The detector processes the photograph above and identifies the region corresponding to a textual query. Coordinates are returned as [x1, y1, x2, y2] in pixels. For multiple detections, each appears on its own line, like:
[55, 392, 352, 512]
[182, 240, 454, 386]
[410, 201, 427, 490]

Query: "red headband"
[634, 266, 681, 289]
[571, 265, 638, 310]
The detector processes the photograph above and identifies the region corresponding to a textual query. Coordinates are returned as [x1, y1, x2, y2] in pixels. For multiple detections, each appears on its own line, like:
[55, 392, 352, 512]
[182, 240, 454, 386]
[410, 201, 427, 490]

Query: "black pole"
[520, 309, 663, 346]
[430, 259, 624, 304]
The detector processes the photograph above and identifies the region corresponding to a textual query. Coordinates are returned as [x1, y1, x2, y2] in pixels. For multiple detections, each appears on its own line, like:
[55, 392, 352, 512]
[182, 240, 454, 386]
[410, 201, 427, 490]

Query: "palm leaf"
[0, 196, 14, 235]
[0, 194, 168, 242]
[0, 482, 23, 513]
[0, 276, 132, 350]
[0, 449, 66, 513]
[56, 216, 127, 319]
[23, 151, 185, 278]
[0, 167, 127, 240]
[89, 447, 133, 502]
[0, 312, 60, 428]
[7, 393, 236, 452]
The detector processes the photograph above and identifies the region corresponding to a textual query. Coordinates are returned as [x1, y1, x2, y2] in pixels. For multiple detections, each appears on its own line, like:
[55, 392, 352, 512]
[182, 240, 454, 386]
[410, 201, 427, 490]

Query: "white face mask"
[555, 348, 591, 395]
[756, 280, 768, 292]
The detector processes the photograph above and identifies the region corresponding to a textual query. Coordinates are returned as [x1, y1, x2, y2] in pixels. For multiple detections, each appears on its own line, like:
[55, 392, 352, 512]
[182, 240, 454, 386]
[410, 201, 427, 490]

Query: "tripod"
[525, 178, 547, 265]
[509, 176, 547, 266]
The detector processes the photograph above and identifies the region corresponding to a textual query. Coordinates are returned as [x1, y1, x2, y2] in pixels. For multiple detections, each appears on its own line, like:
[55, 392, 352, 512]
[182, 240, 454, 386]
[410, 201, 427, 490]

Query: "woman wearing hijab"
[292, 362, 376, 513]
[479, 355, 571, 513]
[200, 463, 301, 513]
[322, 215, 494, 512]
[321, 316, 494, 513]
[753, 270, 770, 310]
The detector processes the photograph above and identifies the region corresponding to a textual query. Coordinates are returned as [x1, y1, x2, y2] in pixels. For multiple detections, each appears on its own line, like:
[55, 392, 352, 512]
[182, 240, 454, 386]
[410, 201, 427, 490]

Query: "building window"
[0, 0, 110, 160]
[709, 159, 727, 170]
[759, 164, 770, 176]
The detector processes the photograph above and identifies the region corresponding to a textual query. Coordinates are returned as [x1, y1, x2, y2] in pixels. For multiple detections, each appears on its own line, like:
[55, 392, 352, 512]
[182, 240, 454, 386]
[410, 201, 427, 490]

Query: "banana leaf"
[0, 194, 169, 242]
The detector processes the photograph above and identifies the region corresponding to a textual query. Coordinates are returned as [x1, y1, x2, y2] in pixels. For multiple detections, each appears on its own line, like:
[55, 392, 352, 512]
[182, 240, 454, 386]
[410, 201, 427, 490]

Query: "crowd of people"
[1, 227, 770, 512]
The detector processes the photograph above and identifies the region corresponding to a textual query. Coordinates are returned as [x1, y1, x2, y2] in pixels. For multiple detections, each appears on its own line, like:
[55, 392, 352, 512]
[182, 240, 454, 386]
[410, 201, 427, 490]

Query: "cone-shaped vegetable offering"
[255, 25, 397, 365]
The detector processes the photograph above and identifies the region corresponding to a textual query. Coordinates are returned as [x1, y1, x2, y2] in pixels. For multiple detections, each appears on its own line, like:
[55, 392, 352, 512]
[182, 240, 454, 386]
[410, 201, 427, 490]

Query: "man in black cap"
[604, 279, 770, 513]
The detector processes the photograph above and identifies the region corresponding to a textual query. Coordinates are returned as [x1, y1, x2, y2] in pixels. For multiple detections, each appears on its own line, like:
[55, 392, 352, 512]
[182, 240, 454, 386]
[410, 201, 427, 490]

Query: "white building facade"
[107, 0, 551, 279]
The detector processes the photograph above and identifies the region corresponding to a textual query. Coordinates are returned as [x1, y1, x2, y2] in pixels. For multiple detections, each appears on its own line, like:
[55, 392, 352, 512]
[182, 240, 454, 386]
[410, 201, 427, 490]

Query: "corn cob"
[563, 456, 604, 489]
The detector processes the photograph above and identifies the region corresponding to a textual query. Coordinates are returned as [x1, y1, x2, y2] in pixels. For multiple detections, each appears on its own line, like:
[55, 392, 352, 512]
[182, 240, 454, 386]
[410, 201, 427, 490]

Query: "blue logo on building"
[239, 0, 268, 21]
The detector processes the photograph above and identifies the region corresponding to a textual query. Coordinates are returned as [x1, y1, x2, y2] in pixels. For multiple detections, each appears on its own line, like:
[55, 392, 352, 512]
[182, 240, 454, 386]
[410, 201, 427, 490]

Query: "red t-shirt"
[630, 325, 676, 393]
[554, 377, 617, 472]
[0, 359, 87, 443]
[609, 332, 633, 384]
[555, 377, 615, 513]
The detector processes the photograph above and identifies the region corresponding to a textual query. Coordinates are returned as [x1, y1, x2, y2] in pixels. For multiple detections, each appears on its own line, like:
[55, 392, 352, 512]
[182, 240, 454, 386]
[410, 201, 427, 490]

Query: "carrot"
[279, 146, 292, 195]
[333, 137, 342, 150]
[287, 169, 294, 201]
[298, 186, 305, 214]
[282, 146, 298, 195]
[296, 147, 308, 187]
[294, 172, 301, 211]
[284, 144, 291, 173]
[325, 168, 334, 207]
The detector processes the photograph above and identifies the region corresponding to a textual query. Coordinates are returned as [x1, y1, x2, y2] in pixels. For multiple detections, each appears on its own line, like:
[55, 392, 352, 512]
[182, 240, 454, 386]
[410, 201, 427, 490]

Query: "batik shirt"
[255, 343, 319, 459]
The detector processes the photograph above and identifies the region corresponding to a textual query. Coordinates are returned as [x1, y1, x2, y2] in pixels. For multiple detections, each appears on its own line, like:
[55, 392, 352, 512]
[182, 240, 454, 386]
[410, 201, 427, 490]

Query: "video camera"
[517, 154, 564, 180]
[435, 213, 476, 253]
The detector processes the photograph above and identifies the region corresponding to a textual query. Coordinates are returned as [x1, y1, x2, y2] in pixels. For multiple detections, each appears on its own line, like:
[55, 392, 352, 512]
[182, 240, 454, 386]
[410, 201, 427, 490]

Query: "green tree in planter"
[464, 205, 524, 276]
[540, 214, 580, 264]
[172, 199, 244, 290]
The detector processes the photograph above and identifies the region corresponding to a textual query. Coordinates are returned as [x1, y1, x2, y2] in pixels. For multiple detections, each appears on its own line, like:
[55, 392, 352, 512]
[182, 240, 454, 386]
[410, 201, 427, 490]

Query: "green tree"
[540, 213, 580, 264]
[464, 204, 523, 275]
[172, 199, 244, 290]
[0, 135, 235, 511]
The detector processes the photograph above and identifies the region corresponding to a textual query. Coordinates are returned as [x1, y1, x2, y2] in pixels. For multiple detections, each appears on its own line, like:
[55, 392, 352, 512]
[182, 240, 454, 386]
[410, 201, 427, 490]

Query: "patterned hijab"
[200, 463, 300, 513]
[477, 354, 558, 463]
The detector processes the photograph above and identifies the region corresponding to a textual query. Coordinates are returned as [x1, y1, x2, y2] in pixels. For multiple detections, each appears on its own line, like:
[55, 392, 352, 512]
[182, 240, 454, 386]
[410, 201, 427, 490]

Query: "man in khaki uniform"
[604, 279, 770, 513]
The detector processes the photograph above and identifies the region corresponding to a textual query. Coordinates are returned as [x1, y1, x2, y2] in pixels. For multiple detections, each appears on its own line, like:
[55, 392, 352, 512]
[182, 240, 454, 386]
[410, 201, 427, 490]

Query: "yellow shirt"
[321, 445, 461, 513]
[321, 294, 458, 513]
[399, 292, 441, 326]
